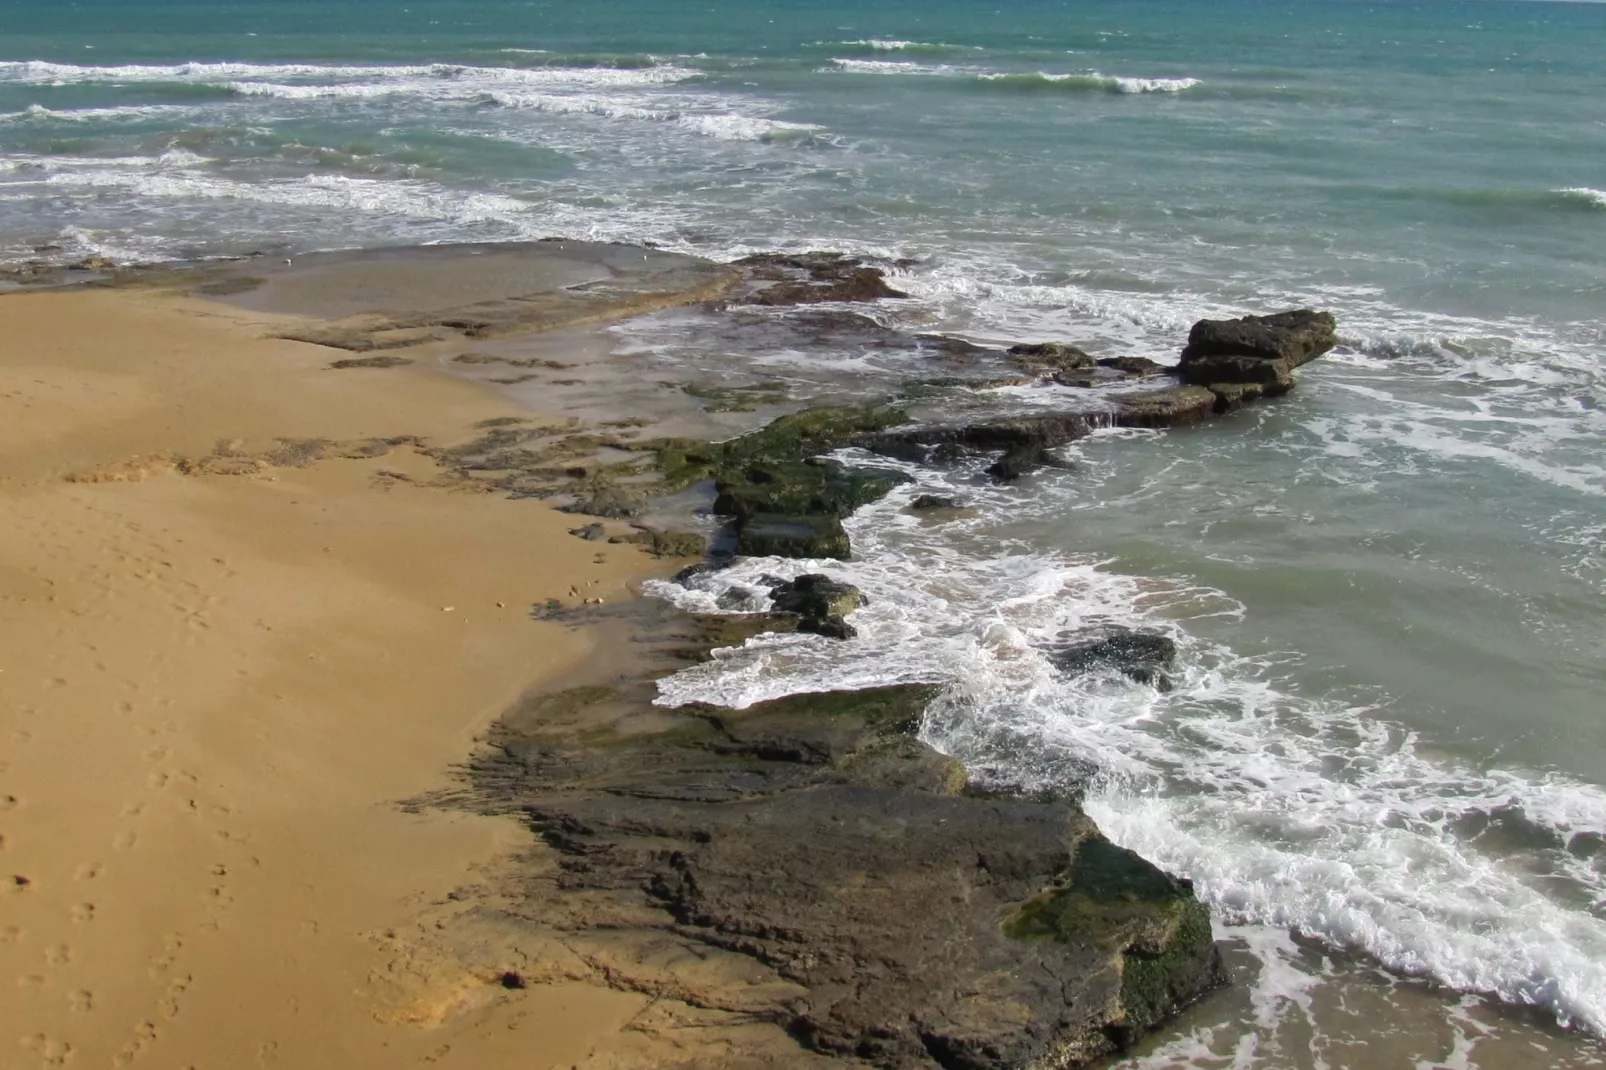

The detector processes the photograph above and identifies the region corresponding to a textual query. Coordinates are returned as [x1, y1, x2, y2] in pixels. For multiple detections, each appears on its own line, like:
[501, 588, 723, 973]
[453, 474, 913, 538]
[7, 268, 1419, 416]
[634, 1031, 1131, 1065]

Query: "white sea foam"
[977, 70, 1201, 93]
[0, 59, 694, 89]
[0, 101, 201, 123]
[828, 58, 956, 77]
[837, 39, 982, 54]
[1556, 187, 1606, 210]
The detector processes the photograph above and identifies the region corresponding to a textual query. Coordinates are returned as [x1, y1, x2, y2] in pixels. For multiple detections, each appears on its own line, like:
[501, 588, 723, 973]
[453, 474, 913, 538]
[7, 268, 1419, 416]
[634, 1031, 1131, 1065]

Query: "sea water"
[3, 1, 1603, 1064]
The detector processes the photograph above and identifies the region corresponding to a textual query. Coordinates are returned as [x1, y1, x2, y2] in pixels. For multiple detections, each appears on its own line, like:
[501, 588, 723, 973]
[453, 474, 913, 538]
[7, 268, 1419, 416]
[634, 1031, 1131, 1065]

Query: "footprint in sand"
[17, 974, 47, 988]
[1, 926, 23, 943]
[72, 862, 102, 882]
[19, 1033, 74, 1065]
[68, 989, 94, 1013]
[158, 974, 191, 1019]
[112, 1021, 157, 1067]
[113, 830, 138, 850]
[45, 945, 71, 966]
[69, 903, 95, 923]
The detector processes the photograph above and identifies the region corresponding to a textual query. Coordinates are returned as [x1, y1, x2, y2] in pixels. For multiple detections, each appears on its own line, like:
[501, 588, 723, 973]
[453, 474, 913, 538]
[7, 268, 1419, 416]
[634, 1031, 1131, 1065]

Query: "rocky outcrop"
[1108, 385, 1219, 429]
[464, 680, 1226, 1069]
[1177, 310, 1338, 397]
[866, 411, 1094, 483]
[736, 252, 908, 307]
[648, 405, 913, 560]
[765, 573, 865, 639]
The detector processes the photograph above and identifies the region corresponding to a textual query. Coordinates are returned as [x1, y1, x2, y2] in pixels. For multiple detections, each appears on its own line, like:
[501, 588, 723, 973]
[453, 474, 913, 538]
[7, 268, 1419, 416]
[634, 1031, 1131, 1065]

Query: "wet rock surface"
[1046, 629, 1180, 692]
[766, 573, 866, 640]
[734, 252, 909, 307]
[458, 673, 1225, 1069]
[1178, 309, 1338, 395]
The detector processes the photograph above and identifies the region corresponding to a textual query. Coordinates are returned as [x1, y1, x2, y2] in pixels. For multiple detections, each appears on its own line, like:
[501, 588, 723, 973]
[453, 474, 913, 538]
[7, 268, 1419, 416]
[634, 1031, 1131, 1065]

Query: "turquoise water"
[4, 1, 1605, 1064]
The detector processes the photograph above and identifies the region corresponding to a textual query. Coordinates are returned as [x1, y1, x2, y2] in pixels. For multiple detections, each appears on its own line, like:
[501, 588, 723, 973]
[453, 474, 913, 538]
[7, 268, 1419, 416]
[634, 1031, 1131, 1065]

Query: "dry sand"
[0, 286, 666, 1068]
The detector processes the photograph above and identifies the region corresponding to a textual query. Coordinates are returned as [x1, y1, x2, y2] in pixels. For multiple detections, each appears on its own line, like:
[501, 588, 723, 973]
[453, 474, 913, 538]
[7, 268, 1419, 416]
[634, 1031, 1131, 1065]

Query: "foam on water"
[645, 472, 1606, 1036]
[977, 71, 1202, 93]
[1556, 187, 1606, 211]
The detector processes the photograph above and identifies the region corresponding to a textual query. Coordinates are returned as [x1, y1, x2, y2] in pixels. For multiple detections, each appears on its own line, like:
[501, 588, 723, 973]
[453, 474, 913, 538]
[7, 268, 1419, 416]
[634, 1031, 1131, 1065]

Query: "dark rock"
[870, 410, 1095, 456]
[735, 252, 908, 307]
[558, 479, 646, 519]
[329, 354, 413, 369]
[736, 514, 851, 560]
[1178, 310, 1337, 395]
[909, 494, 960, 511]
[715, 586, 758, 611]
[466, 683, 1225, 1069]
[987, 443, 1054, 483]
[1098, 355, 1169, 377]
[797, 613, 857, 640]
[673, 560, 725, 586]
[608, 527, 706, 558]
[1110, 385, 1219, 429]
[1009, 342, 1097, 375]
[568, 522, 607, 541]
[712, 460, 911, 522]
[769, 573, 865, 619]
[1047, 629, 1179, 691]
[931, 441, 974, 465]
[1207, 380, 1265, 414]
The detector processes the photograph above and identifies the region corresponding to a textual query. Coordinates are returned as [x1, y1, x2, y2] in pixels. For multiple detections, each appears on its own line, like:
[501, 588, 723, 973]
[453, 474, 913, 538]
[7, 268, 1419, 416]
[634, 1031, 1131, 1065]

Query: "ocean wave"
[1556, 187, 1606, 211]
[0, 59, 696, 91]
[0, 101, 209, 123]
[486, 90, 823, 142]
[827, 58, 955, 77]
[835, 39, 981, 55]
[978, 71, 1201, 94]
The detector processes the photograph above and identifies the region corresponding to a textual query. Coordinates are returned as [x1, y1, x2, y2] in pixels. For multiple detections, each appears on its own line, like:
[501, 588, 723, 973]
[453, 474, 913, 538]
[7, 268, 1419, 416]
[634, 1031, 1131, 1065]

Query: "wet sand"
[0, 269, 683, 1067]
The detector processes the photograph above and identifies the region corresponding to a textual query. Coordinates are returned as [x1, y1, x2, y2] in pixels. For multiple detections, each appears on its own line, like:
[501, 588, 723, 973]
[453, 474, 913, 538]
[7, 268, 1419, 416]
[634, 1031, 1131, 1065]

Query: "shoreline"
[4, 240, 1593, 1068]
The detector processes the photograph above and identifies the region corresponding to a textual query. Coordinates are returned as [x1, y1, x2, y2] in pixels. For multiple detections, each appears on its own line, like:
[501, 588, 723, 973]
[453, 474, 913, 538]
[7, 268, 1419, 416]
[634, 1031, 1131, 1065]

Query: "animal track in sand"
[73, 862, 102, 881]
[68, 989, 94, 1013]
[1, 925, 23, 943]
[256, 1039, 280, 1066]
[113, 830, 138, 850]
[45, 944, 71, 966]
[69, 903, 95, 923]
[17, 973, 46, 988]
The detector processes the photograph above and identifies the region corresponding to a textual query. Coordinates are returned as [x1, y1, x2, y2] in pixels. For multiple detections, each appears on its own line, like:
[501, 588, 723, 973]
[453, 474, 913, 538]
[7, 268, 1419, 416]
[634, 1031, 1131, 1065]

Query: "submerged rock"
[1178, 309, 1337, 395]
[1047, 629, 1179, 691]
[1009, 341, 1098, 378]
[1109, 385, 1219, 429]
[909, 494, 961, 511]
[466, 682, 1225, 1069]
[735, 252, 908, 307]
[715, 585, 759, 611]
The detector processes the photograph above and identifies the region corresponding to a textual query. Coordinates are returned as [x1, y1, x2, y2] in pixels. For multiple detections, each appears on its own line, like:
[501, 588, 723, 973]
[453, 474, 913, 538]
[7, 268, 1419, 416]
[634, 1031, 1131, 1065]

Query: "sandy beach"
[0, 280, 669, 1067]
